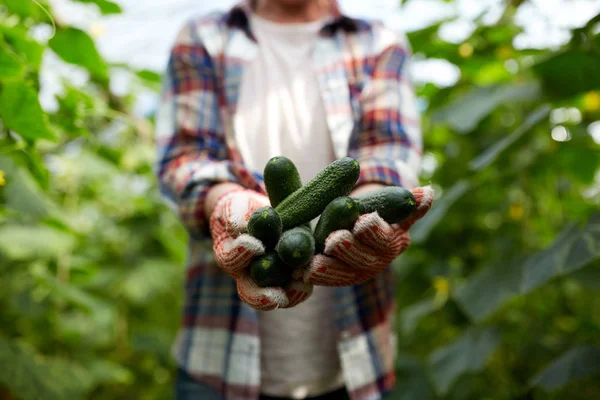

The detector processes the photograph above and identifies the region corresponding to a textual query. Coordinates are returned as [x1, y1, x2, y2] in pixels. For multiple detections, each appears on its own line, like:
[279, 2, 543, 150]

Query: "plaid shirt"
[155, 1, 422, 399]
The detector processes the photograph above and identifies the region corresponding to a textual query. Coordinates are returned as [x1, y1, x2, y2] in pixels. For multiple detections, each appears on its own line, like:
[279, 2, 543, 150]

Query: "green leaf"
[0, 225, 76, 260]
[56, 307, 115, 348]
[563, 213, 600, 273]
[530, 346, 600, 391]
[410, 180, 471, 244]
[3, 0, 39, 18]
[468, 104, 551, 171]
[50, 281, 112, 316]
[130, 328, 174, 355]
[427, 326, 502, 396]
[523, 213, 600, 291]
[0, 156, 52, 220]
[51, 82, 98, 137]
[521, 223, 580, 292]
[0, 337, 90, 400]
[453, 257, 526, 322]
[135, 69, 162, 84]
[0, 48, 24, 78]
[431, 82, 541, 133]
[122, 259, 179, 305]
[390, 355, 435, 400]
[71, 0, 122, 15]
[400, 296, 441, 336]
[48, 27, 108, 81]
[454, 213, 600, 322]
[0, 81, 55, 141]
[1, 25, 45, 68]
[85, 360, 133, 385]
[534, 47, 600, 98]
[406, 20, 457, 61]
[569, 262, 600, 290]
[549, 139, 600, 184]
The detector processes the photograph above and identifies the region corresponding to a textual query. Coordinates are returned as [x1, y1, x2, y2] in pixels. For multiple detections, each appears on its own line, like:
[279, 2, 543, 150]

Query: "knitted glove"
[302, 186, 434, 286]
[210, 189, 312, 311]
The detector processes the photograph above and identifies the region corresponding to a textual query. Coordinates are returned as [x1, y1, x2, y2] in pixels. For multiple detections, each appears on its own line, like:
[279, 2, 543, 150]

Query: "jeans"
[175, 368, 350, 400]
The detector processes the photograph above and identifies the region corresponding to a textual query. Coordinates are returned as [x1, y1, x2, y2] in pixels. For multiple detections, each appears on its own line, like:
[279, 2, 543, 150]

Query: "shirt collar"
[224, 0, 358, 39]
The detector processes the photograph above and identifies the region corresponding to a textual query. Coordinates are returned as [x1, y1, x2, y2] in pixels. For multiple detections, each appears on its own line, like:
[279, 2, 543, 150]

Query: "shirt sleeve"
[154, 21, 261, 240]
[348, 27, 423, 190]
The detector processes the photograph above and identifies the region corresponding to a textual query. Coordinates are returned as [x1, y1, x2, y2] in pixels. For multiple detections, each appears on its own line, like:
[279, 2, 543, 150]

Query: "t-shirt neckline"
[250, 13, 332, 35]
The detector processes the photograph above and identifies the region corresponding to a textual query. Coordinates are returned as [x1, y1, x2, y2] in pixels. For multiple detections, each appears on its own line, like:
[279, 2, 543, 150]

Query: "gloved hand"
[301, 186, 434, 287]
[209, 189, 313, 311]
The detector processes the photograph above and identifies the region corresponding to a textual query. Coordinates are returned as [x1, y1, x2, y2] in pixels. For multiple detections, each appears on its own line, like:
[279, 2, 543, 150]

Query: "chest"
[207, 28, 371, 160]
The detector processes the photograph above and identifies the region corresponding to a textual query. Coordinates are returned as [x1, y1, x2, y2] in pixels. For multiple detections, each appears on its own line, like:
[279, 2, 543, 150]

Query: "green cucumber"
[276, 226, 315, 268]
[313, 196, 360, 253]
[247, 206, 282, 250]
[353, 186, 417, 224]
[250, 252, 292, 288]
[275, 157, 361, 230]
[264, 156, 303, 208]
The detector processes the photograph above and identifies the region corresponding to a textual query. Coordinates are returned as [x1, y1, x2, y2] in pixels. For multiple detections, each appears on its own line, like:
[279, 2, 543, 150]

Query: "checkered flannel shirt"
[155, 1, 422, 399]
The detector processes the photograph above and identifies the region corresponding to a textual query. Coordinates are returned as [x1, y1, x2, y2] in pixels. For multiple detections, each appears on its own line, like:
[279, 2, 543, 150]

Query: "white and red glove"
[209, 189, 313, 311]
[301, 186, 434, 287]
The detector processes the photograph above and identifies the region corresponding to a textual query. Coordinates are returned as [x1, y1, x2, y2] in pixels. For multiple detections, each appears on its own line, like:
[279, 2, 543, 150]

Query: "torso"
[232, 13, 345, 399]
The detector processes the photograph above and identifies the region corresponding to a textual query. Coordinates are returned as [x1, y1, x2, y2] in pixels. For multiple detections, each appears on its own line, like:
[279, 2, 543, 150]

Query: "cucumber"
[264, 156, 303, 208]
[313, 196, 360, 253]
[276, 226, 315, 268]
[247, 206, 282, 250]
[250, 252, 292, 288]
[275, 157, 361, 230]
[353, 186, 417, 224]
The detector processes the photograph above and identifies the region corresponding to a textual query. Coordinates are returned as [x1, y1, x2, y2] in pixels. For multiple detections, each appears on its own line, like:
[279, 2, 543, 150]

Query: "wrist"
[205, 182, 246, 220]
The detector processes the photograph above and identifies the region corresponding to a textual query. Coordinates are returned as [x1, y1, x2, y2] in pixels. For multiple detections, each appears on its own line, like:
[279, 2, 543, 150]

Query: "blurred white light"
[551, 125, 571, 142]
[129, 176, 152, 195]
[420, 152, 439, 179]
[521, 56, 535, 68]
[588, 121, 600, 145]
[109, 68, 133, 97]
[411, 59, 461, 88]
[45, 155, 66, 176]
[30, 24, 54, 43]
[479, 1, 505, 25]
[504, 59, 519, 74]
[583, 170, 600, 201]
[88, 22, 106, 39]
[513, 0, 600, 49]
[417, 97, 429, 113]
[393, 0, 455, 31]
[439, 19, 477, 44]
[431, 184, 443, 199]
[39, 51, 89, 112]
[526, 0, 600, 28]
[566, 107, 582, 124]
[43, 0, 600, 115]
[550, 108, 567, 124]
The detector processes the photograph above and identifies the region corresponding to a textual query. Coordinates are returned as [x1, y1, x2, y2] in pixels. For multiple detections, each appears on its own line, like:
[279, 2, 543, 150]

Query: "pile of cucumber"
[246, 156, 417, 288]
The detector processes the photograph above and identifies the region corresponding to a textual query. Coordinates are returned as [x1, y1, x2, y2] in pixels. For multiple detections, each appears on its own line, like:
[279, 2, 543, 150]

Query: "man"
[155, 0, 433, 399]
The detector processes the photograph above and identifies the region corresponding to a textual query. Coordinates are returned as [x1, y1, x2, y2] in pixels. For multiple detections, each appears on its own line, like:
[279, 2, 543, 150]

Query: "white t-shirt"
[233, 13, 345, 399]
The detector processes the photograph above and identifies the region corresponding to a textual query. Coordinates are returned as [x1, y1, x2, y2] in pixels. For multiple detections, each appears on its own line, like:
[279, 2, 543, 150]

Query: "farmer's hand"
[302, 186, 434, 287]
[209, 188, 312, 311]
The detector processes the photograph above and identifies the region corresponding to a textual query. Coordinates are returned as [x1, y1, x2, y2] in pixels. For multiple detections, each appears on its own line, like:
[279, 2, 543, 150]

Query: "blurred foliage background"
[0, 0, 599, 399]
